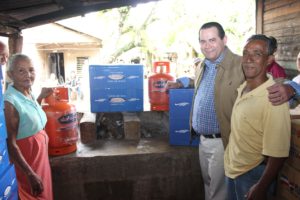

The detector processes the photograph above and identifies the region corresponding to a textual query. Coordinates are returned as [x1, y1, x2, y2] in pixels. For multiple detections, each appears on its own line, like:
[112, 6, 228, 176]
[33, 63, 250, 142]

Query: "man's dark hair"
[246, 34, 273, 56]
[199, 22, 225, 39]
[269, 36, 278, 55]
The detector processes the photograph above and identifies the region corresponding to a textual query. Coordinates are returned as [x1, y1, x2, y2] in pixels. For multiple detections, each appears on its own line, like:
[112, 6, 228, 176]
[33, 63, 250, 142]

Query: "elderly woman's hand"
[37, 88, 54, 104]
[27, 172, 44, 196]
[40, 88, 54, 98]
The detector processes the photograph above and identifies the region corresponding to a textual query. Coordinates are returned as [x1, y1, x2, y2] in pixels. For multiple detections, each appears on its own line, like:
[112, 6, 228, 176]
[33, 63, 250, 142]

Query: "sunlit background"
[0, 0, 256, 111]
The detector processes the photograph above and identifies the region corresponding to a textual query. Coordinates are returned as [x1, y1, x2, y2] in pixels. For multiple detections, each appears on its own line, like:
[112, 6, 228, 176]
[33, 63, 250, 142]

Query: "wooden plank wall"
[258, 0, 300, 79]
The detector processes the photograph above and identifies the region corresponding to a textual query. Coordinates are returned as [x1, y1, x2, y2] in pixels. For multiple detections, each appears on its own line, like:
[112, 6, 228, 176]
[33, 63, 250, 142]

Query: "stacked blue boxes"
[0, 165, 18, 200]
[89, 64, 144, 112]
[169, 88, 200, 146]
[0, 84, 18, 200]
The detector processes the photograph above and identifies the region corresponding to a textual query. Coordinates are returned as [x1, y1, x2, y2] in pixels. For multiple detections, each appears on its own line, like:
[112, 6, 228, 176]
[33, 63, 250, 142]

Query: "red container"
[43, 87, 69, 105]
[148, 61, 175, 111]
[42, 87, 78, 156]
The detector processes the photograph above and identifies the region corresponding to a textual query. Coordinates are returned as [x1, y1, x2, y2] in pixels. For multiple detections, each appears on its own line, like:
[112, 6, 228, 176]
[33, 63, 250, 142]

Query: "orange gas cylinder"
[148, 61, 175, 111]
[42, 87, 78, 156]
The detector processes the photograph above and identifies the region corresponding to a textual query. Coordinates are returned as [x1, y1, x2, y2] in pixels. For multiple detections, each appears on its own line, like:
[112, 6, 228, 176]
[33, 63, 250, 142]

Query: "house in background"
[20, 23, 102, 107]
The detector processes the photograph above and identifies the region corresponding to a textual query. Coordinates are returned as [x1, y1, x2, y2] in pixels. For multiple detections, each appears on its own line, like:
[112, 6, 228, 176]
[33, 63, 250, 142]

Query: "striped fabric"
[192, 53, 225, 135]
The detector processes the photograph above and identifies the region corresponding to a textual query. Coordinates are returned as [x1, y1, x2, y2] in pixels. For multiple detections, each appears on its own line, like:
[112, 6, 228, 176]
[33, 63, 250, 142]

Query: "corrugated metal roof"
[0, 0, 160, 36]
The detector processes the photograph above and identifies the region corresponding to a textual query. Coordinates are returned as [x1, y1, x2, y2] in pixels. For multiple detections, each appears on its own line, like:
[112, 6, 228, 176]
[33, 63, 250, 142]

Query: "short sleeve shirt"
[224, 77, 291, 178]
[4, 84, 47, 139]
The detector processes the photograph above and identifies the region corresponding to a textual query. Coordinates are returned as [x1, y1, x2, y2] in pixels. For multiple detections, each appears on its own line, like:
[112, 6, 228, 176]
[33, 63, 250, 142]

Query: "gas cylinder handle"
[53, 87, 69, 102]
[153, 61, 170, 74]
[53, 88, 61, 101]
[44, 87, 69, 105]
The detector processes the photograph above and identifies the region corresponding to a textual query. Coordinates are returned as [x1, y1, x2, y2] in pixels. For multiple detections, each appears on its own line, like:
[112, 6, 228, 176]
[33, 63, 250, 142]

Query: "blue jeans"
[225, 164, 275, 200]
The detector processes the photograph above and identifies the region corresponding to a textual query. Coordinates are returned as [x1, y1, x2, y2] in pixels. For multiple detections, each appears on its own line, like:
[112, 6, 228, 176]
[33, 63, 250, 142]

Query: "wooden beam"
[264, 0, 297, 11]
[0, 0, 52, 12]
[256, 0, 264, 34]
[264, 1, 300, 21]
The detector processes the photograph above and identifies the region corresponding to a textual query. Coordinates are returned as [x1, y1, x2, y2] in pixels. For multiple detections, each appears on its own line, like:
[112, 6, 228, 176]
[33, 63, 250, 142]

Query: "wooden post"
[8, 32, 23, 54]
[256, 0, 264, 34]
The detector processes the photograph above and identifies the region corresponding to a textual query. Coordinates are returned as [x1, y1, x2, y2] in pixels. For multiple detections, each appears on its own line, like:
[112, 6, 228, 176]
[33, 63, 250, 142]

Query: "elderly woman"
[4, 53, 53, 200]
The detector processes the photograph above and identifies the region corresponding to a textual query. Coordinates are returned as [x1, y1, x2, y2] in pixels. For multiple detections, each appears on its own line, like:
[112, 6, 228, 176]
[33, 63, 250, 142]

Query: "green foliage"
[92, 0, 255, 68]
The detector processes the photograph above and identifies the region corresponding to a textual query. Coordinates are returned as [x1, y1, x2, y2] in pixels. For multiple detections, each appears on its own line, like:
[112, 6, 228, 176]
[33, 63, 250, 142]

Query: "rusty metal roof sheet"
[0, 0, 159, 36]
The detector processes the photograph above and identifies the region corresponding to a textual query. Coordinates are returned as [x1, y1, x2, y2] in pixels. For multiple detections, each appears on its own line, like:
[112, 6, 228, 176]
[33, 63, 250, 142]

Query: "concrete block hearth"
[50, 137, 204, 200]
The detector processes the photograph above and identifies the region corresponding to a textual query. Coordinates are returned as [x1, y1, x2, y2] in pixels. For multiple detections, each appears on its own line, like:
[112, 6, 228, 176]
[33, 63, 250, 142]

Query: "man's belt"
[201, 133, 221, 139]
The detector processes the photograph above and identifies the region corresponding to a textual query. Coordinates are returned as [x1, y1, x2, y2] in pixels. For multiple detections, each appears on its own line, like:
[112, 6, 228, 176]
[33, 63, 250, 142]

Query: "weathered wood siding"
[257, 0, 300, 78]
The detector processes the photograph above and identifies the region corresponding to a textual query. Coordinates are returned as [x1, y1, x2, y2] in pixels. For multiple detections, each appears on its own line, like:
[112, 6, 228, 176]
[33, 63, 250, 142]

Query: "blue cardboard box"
[0, 111, 7, 141]
[169, 89, 199, 146]
[89, 64, 144, 89]
[89, 65, 144, 112]
[0, 141, 10, 177]
[0, 85, 18, 200]
[0, 165, 18, 200]
[90, 88, 143, 112]
[0, 85, 3, 110]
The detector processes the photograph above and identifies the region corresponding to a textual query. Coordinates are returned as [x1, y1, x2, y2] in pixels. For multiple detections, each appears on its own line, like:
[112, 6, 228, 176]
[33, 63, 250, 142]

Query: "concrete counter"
[50, 136, 204, 200]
